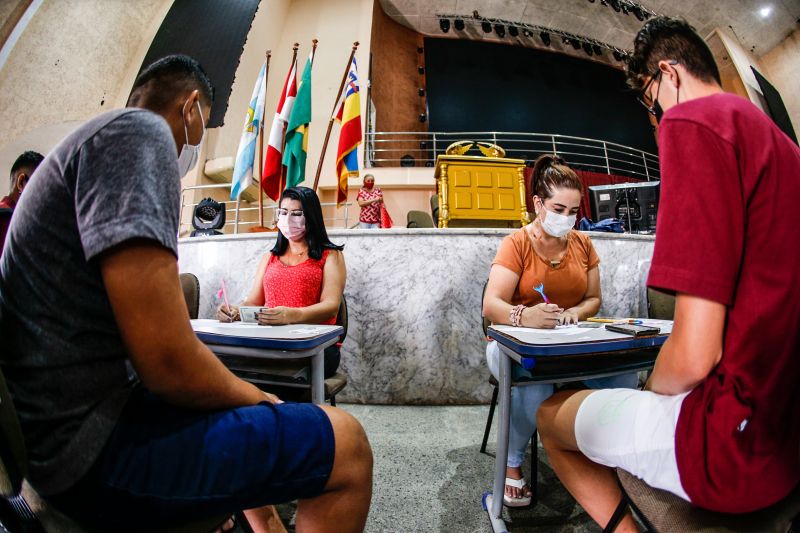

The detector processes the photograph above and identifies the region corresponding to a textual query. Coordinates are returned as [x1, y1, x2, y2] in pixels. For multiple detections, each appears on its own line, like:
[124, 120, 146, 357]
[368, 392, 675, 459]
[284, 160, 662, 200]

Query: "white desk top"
[191, 319, 341, 340]
[491, 319, 673, 346]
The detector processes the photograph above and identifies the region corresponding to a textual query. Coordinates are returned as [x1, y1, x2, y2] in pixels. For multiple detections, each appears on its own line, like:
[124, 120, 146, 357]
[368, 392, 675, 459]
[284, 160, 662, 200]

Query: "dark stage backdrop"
[424, 38, 657, 156]
[133, 0, 261, 128]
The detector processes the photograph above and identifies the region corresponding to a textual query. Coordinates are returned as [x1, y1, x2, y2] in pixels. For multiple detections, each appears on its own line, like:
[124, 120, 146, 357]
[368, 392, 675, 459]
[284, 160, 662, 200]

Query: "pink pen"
[217, 279, 231, 312]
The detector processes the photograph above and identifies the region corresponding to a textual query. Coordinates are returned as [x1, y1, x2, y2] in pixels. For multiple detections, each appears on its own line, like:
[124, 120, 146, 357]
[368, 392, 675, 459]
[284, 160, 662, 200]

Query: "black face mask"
[654, 100, 664, 123]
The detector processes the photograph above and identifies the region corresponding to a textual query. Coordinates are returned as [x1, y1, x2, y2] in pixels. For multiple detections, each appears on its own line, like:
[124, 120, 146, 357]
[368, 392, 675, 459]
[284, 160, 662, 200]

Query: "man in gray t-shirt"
[0, 55, 372, 531]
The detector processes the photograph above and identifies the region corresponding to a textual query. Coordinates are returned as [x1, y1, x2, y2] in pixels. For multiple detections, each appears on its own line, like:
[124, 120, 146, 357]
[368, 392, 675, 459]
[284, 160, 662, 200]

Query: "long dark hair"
[531, 154, 583, 201]
[271, 186, 343, 260]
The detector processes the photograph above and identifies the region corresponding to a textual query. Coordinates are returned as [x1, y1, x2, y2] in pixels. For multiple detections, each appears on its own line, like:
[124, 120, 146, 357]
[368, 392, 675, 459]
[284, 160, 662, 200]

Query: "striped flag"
[230, 61, 267, 200]
[334, 57, 361, 206]
[283, 49, 314, 188]
[262, 55, 298, 200]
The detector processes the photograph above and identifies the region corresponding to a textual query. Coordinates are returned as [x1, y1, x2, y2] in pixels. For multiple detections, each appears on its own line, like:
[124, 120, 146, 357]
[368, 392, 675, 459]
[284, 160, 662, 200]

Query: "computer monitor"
[588, 181, 660, 233]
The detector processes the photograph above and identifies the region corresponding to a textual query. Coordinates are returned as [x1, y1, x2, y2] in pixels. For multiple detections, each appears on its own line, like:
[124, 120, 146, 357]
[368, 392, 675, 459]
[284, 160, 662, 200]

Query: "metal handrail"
[179, 183, 355, 233]
[364, 131, 659, 180]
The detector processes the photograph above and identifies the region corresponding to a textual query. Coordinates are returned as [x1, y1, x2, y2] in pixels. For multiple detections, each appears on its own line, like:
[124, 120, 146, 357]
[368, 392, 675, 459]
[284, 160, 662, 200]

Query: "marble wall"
[178, 229, 655, 404]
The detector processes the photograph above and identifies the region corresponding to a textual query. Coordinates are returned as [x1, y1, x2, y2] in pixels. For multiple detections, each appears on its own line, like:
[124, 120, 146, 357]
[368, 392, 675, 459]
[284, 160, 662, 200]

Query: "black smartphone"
[605, 324, 661, 337]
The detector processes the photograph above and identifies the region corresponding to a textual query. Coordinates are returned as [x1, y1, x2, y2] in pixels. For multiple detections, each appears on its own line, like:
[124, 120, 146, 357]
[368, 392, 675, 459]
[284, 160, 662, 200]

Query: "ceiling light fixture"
[522, 28, 534, 37]
[759, 5, 772, 18]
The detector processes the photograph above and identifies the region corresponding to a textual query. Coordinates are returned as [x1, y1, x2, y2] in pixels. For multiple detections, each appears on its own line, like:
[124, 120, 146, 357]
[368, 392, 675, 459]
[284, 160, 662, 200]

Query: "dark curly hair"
[626, 16, 721, 90]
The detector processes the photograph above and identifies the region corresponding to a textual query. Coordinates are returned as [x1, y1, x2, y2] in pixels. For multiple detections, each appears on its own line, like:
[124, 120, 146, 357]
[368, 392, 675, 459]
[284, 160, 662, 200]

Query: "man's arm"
[646, 293, 725, 395]
[100, 240, 271, 408]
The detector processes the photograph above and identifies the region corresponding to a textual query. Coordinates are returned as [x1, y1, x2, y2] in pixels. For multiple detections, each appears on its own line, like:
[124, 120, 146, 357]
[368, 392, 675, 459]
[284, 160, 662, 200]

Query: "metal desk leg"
[486, 344, 511, 532]
[311, 349, 324, 404]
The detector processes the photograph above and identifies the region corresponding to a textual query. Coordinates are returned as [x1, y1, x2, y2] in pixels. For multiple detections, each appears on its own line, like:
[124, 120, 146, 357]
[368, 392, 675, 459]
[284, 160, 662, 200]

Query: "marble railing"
[178, 229, 655, 404]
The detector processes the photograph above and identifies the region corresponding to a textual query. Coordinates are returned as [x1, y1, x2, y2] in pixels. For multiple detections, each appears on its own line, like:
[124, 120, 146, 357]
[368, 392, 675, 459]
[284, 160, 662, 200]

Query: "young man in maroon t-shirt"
[536, 16, 800, 530]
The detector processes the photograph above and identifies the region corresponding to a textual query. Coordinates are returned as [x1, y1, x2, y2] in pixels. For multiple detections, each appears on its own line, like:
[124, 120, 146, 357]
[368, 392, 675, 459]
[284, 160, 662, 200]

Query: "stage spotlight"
[509, 26, 519, 37]
[608, 0, 621, 12]
[454, 18, 465, 30]
[621, 4, 629, 14]
[632, 7, 644, 20]
[522, 28, 534, 37]
[439, 18, 450, 33]
[540, 32, 551, 46]
[418, 66, 425, 75]
[571, 39, 581, 50]
[482, 21, 492, 33]
[494, 24, 506, 38]
[613, 50, 624, 61]
[418, 113, 427, 123]
[418, 87, 425, 96]
[593, 44, 602, 55]
[583, 42, 593, 56]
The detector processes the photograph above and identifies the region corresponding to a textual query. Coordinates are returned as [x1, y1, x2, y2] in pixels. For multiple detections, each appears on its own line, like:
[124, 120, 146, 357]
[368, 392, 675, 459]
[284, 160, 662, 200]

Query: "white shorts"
[574, 388, 691, 502]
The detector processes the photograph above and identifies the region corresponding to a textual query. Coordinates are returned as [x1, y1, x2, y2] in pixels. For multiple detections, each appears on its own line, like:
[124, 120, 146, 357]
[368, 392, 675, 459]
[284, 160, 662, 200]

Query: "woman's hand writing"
[216, 304, 240, 323]
[521, 303, 563, 329]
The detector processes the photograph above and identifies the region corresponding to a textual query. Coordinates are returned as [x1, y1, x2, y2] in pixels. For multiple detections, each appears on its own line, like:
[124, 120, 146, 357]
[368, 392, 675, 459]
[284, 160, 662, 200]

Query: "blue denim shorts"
[48, 388, 335, 530]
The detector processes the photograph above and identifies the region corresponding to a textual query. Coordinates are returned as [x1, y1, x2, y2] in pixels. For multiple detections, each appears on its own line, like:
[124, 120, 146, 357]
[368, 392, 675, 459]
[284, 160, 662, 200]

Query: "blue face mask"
[177, 100, 205, 177]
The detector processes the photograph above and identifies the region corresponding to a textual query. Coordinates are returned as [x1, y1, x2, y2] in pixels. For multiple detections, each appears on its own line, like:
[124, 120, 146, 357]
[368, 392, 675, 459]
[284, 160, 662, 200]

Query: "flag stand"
[250, 49, 272, 233]
[312, 41, 359, 194]
[277, 42, 300, 203]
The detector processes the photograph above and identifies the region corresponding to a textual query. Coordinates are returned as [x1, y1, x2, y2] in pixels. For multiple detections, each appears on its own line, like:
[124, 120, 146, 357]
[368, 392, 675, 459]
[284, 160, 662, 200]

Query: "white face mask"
[538, 200, 576, 238]
[177, 100, 205, 177]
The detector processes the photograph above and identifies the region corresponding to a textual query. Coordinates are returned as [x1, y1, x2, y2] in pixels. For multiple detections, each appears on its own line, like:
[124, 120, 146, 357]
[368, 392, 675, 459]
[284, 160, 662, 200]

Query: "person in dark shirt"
[535, 16, 800, 530]
[0, 55, 372, 532]
[0, 151, 43, 251]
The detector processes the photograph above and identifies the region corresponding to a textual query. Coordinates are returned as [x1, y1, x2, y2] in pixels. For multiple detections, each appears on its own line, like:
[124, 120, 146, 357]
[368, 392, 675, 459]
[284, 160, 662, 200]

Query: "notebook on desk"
[491, 320, 672, 346]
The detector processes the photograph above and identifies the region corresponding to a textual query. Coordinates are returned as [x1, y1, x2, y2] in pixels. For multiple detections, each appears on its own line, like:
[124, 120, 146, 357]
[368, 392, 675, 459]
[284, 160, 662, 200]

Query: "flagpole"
[279, 43, 300, 197]
[251, 50, 271, 232]
[312, 41, 359, 193]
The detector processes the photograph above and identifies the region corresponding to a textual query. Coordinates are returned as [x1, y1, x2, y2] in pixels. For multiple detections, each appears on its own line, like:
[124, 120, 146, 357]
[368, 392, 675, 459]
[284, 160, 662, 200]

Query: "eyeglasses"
[276, 208, 304, 217]
[636, 60, 678, 116]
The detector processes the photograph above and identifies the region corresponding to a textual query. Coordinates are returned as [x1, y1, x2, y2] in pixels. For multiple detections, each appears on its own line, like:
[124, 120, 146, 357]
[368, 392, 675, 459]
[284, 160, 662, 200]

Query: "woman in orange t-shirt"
[483, 155, 637, 507]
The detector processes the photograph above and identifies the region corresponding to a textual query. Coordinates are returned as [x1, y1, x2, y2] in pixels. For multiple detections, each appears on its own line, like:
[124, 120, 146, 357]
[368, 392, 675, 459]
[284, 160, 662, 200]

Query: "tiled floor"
[279, 404, 597, 532]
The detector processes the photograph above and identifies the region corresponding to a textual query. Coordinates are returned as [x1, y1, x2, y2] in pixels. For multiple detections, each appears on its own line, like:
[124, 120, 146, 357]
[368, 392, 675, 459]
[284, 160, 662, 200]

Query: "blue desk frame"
[483, 326, 669, 532]
[193, 323, 343, 404]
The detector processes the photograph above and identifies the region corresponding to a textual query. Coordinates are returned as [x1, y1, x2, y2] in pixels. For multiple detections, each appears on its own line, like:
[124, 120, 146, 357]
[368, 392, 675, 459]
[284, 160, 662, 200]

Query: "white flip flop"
[502, 476, 532, 507]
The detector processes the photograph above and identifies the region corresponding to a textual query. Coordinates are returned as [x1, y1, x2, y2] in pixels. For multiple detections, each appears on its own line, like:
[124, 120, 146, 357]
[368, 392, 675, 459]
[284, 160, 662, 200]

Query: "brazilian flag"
[283, 52, 313, 188]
